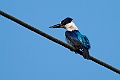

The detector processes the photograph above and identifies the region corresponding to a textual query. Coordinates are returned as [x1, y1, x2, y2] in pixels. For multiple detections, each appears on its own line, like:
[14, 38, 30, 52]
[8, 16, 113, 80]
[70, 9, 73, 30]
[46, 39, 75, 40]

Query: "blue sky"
[1, 0, 120, 80]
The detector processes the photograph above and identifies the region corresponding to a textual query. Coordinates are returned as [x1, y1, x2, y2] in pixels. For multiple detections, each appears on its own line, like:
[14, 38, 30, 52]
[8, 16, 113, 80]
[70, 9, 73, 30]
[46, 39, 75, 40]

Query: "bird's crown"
[60, 17, 73, 25]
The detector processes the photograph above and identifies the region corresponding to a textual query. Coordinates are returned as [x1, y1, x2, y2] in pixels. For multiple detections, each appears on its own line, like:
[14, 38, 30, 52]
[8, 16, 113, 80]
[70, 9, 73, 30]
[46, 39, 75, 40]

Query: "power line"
[0, 10, 120, 74]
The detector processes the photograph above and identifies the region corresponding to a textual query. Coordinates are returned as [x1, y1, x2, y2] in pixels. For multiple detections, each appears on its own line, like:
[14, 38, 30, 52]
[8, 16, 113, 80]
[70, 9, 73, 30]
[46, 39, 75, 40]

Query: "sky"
[0, 0, 120, 80]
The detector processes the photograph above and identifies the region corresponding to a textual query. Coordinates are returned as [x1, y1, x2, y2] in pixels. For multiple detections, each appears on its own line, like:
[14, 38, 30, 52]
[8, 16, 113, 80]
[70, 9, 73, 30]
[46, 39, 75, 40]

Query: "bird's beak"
[49, 24, 62, 28]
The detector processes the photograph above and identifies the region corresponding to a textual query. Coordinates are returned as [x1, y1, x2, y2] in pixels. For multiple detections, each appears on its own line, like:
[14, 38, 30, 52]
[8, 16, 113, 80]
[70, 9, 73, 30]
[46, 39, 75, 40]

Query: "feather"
[65, 30, 90, 59]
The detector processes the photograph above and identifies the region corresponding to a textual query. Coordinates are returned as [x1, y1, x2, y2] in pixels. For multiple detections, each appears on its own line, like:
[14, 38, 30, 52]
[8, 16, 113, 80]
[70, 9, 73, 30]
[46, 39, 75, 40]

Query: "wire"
[0, 10, 120, 74]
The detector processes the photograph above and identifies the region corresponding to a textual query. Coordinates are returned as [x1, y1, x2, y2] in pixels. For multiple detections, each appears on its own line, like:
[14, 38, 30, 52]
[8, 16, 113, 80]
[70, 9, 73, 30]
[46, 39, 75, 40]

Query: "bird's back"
[65, 30, 83, 49]
[65, 30, 90, 49]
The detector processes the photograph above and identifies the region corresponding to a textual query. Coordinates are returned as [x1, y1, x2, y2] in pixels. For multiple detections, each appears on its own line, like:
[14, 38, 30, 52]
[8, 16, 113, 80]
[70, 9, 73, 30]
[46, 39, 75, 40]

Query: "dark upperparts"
[65, 30, 80, 38]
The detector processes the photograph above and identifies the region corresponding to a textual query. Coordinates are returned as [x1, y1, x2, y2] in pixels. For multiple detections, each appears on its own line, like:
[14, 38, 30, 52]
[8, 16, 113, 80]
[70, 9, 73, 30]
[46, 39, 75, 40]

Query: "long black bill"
[49, 24, 62, 28]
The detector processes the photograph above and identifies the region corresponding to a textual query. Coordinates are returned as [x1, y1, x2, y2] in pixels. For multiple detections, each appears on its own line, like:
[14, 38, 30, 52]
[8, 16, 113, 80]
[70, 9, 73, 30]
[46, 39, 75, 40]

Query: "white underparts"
[64, 21, 78, 31]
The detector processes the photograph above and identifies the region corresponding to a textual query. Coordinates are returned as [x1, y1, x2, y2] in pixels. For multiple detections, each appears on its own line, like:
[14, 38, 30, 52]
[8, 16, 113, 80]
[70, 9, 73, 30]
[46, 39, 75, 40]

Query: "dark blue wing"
[74, 30, 91, 49]
[65, 30, 90, 59]
[81, 35, 91, 49]
[65, 31, 83, 49]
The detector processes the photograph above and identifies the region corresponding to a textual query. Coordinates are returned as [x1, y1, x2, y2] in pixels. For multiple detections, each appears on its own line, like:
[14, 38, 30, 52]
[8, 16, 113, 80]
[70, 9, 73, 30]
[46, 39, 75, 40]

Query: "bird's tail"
[82, 48, 90, 60]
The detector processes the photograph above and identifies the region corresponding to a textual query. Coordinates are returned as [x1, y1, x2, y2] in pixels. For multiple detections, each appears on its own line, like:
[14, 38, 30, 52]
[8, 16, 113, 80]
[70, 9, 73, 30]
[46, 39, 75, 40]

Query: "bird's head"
[49, 17, 78, 31]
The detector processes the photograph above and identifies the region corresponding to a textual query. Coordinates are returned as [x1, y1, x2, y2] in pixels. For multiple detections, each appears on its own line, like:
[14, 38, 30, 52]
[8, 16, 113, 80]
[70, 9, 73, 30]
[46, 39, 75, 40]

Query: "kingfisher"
[49, 17, 91, 59]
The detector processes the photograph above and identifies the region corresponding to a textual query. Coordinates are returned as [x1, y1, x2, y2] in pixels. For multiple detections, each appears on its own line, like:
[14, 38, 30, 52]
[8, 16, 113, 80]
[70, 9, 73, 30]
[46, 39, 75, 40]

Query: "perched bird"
[49, 17, 91, 59]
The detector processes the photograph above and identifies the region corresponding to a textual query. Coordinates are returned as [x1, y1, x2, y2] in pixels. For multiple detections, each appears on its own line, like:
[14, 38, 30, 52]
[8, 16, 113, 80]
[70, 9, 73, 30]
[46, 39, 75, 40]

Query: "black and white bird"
[49, 17, 91, 59]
